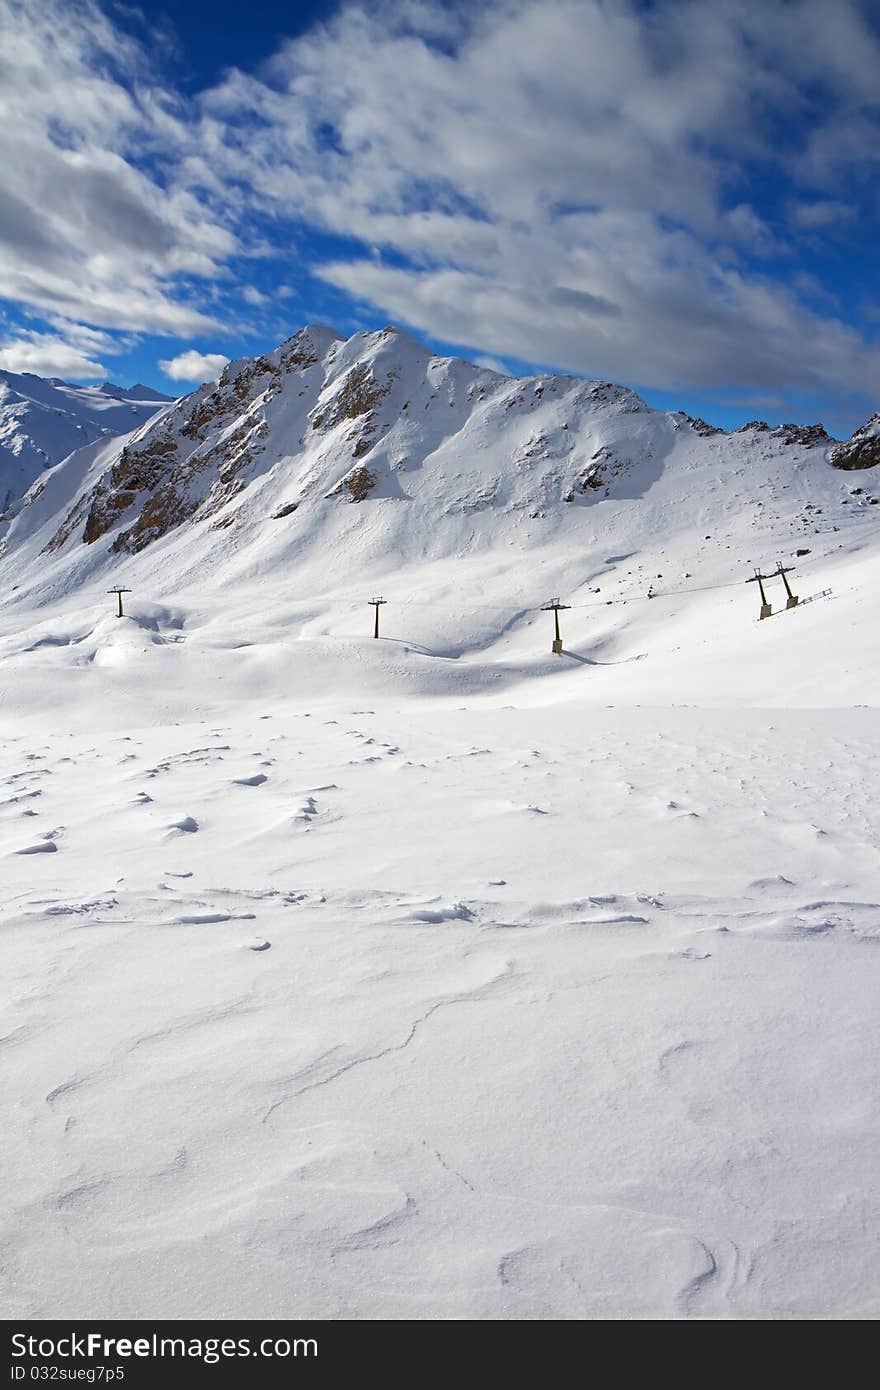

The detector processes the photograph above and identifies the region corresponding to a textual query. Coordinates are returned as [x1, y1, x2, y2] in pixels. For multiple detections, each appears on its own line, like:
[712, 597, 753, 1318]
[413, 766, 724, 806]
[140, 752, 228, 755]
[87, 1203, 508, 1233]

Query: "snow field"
[2, 696, 878, 1319]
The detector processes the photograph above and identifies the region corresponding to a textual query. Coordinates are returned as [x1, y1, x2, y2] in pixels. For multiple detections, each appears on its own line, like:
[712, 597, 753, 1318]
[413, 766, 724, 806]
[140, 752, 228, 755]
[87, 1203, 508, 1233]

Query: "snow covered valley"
[1, 607, 878, 1319]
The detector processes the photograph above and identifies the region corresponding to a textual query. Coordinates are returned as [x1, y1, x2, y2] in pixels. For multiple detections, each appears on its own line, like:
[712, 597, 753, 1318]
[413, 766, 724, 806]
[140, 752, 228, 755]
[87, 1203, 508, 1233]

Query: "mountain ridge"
[0, 369, 172, 516]
[0, 324, 877, 629]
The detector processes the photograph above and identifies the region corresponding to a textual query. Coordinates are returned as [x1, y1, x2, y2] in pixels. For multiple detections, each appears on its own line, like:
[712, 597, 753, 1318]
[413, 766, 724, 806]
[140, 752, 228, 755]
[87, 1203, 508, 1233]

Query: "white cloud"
[0, 330, 107, 378]
[197, 0, 880, 403]
[159, 349, 229, 382]
[0, 0, 232, 335]
[1, 0, 879, 415]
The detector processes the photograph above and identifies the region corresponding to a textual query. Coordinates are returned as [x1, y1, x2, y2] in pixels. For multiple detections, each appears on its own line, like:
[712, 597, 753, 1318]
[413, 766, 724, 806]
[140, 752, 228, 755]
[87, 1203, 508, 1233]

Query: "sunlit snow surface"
[1, 592, 879, 1320]
[1, 331, 878, 1318]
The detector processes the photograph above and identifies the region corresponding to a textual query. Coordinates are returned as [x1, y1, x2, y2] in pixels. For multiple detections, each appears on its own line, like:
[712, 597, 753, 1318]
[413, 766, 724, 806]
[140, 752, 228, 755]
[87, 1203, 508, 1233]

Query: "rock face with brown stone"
[311, 363, 389, 434]
[342, 466, 378, 502]
[41, 326, 417, 557]
[829, 413, 880, 470]
[44, 329, 332, 556]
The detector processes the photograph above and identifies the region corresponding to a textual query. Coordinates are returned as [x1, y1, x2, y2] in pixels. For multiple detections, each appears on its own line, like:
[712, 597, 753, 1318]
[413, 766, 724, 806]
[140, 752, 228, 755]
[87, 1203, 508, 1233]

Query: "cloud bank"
[1, 0, 878, 420]
[0, 0, 232, 344]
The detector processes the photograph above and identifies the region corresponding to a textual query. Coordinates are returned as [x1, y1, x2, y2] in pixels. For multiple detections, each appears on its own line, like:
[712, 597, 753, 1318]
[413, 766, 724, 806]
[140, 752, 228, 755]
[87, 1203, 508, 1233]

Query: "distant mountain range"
[98, 382, 173, 404]
[0, 370, 173, 514]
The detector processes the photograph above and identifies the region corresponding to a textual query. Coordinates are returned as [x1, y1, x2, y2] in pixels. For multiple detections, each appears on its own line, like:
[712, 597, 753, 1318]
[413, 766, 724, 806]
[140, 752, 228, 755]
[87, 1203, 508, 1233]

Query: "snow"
[0, 328, 878, 1320]
[0, 370, 172, 515]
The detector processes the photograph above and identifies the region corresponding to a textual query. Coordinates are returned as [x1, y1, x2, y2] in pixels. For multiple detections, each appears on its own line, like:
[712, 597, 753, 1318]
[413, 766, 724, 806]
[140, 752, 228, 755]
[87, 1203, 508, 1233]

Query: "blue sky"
[1, 0, 878, 435]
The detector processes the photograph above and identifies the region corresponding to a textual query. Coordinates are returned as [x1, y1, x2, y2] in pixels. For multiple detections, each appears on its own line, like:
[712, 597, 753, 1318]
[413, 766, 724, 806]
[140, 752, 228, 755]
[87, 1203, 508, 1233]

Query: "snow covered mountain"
[2, 326, 879, 1321]
[98, 382, 172, 404]
[3, 322, 873, 583]
[0, 370, 172, 515]
[1, 324, 877, 651]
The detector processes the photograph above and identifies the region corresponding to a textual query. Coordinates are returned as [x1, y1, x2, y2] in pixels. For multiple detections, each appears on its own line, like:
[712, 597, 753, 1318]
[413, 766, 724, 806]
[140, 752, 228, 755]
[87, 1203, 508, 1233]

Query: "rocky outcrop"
[684, 415, 724, 437]
[343, 465, 378, 502]
[829, 413, 880, 470]
[575, 443, 643, 497]
[311, 363, 389, 433]
[311, 363, 392, 464]
[734, 420, 831, 447]
[772, 422, 831, 448]
[44, 329, 328, 555]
